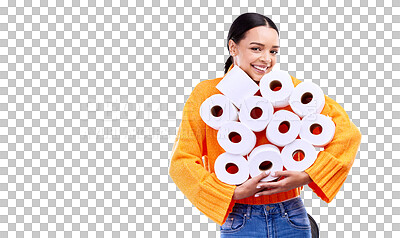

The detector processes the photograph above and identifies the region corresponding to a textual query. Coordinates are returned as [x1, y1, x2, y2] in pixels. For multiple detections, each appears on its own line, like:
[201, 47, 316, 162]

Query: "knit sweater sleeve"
[168, 82, 237, 226]
[304, 95, 362, 203]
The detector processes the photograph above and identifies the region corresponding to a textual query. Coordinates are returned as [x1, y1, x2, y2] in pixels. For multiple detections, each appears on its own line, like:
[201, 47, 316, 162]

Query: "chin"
[253, 72, 270, 84]
[252, 77, 262, 84]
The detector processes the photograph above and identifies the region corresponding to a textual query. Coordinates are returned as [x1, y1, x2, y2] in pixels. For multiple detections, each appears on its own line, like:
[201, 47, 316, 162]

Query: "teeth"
[253, 65, 267, 71]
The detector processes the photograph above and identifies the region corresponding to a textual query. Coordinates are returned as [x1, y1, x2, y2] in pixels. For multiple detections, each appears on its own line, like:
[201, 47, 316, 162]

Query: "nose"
[260, 52, 272, 64]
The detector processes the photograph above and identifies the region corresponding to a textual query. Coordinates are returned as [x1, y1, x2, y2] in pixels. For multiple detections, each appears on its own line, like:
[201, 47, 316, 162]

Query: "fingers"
[254, 187, 282, 197]
[257, 180, 281, 190]
[253, 171, 270, 189]
[254, 178, 286, 196]
[256, 170, 270, 179]
[254, 170, 270, 185]
[253, 170, 304, 197]
[255, 171, 281, 189]
[272, 170, 291, 177]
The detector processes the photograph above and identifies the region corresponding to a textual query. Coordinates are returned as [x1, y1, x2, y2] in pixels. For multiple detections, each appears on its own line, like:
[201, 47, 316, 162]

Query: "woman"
[169, 13, 361, 237]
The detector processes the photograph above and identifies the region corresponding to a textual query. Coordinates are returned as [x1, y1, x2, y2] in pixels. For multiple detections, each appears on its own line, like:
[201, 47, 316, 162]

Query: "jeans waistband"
[232, 196, 304, 217]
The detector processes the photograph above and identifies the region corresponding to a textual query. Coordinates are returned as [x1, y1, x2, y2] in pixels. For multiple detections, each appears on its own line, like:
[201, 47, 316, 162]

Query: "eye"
[251, 47, 261, 51]
[271, 50, 279, 54]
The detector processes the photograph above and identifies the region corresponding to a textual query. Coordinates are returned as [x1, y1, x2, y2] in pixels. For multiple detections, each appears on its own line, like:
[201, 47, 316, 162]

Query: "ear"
[228, 39, 238, 56]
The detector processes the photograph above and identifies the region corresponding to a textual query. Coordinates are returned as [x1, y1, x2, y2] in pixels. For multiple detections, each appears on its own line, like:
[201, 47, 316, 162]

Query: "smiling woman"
[169, 12, 361, 238]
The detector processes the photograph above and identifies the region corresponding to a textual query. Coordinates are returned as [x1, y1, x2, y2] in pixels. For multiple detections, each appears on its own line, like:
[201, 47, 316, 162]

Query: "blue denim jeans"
[220, 197, 311, 238]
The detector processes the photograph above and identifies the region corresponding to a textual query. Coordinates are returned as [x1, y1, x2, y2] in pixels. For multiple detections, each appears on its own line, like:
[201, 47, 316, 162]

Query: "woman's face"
[229, 26, 280, 83]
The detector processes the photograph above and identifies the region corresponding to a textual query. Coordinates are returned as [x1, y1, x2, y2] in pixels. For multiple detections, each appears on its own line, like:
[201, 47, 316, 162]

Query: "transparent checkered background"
[0, 0, 399, 237]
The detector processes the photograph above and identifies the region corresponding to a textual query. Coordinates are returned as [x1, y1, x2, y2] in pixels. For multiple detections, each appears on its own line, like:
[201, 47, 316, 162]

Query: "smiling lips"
[252, 64, 270, 73]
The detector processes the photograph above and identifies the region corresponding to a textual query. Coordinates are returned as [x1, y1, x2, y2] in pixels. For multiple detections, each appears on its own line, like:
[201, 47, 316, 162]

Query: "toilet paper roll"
[250, 143, 281, 154]
[289, 81, 325, 118]
[281, 139, 317, 171]
[300, 113, 336, 147]
[239, 96, 274, 132]
[216, 65, 260, 108]
[259, 70, 294, 108]
[248, 144, 283, 182]
[199, 94, 239, 130]
[214, 153, 249, 185]
[266, 110, 301, 147]
[217, 121, 257, 155]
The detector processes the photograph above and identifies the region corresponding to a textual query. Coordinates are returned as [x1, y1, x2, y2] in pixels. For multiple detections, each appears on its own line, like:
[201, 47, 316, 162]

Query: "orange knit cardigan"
[169, 65, 362, 226]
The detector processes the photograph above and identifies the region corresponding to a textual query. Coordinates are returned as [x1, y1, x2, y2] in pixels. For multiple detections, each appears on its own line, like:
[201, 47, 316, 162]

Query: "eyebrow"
[249, 42, 280, 48]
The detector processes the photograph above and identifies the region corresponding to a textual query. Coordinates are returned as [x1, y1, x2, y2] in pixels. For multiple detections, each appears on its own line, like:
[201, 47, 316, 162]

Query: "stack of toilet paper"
[199, 65, 336, 185]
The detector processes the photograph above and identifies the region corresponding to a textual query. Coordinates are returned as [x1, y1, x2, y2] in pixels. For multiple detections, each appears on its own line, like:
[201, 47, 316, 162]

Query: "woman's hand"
[232, 171, 271, 200]
[254, 171, 312, 197]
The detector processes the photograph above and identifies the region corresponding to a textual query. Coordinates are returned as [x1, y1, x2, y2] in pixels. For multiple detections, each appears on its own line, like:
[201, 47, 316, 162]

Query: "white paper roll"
[214, 153, 249, 185]
[259, 70, 294, 108]
[300, 113, 336, 147]
[248, 144, 283, 182]
[251, 143, 281, 154]
[266, 110, 301, 147]
[216, 65, 260, 108]
[199, 94, 238, 130]
[289, 81, 326, 118]
[281, 139, 317, 171]
[217, 121, 257, 155]
[238, 96, 274, 132]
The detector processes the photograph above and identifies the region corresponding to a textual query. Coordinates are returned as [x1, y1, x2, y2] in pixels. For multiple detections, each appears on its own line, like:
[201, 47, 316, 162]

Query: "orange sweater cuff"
[196, 173, 236, 226]
[305, 151, 349, 203]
